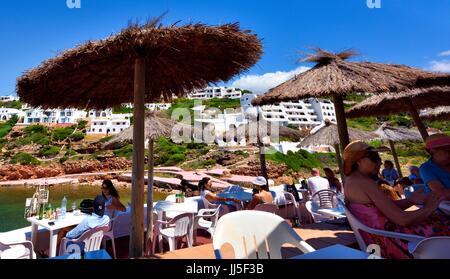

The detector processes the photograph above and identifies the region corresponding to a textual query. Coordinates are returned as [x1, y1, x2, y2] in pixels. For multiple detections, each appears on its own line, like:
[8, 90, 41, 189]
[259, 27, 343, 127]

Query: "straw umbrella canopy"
[420, 106, 450, 121]
[103, 112, 192, 254]
[298, 119, 378, 182]
[16, 20, 262, 257]
[374, 123, 422, 178]
[252, 48, 446, 153]
[346, 86, 450, 140]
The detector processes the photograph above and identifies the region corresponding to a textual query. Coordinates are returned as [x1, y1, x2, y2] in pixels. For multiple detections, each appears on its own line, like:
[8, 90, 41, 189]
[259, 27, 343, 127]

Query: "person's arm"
[428, 181, 450, 200]
[205, 192, 237, 203]
[246, 194, 261, 210]
[364, 182, 441, 227]
[66, 220, 88, 239]
[111, 197, 126, 212]
[392, 169, 400, 181]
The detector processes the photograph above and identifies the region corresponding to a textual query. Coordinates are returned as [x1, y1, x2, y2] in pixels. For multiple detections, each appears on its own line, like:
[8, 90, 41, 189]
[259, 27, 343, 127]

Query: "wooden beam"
[129, 57, 145, 258]
[145, 138, 154, 255]
[406, 98, 429, 140]
[334, 144, 345, 185]
[257, 111, 268, 180]
[333, 95, 350, 152]
[389, 140, 403, 178]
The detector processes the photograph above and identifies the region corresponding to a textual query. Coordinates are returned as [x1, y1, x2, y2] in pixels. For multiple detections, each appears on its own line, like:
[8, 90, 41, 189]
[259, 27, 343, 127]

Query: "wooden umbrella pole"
[334, 144, 345, 185]
[406, 99, 429, 140]
[389, 140, 403, 178]
[145, 138, 154, 255]
[130, 57, 146, 258]
[257, 111, 268, 179]
[333, 95, 350, 151]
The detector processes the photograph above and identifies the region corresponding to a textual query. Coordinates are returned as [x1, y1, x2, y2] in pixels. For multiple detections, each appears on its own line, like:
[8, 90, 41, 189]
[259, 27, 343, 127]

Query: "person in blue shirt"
[55, 195, 110, 255]
[381, 160, 399, 185]
[419, 133, 450, 200]
[407, 166, 423, 184]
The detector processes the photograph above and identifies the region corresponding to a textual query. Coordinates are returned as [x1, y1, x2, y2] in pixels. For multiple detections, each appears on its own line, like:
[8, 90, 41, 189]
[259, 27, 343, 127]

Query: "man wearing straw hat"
[419, 133, 450, 200]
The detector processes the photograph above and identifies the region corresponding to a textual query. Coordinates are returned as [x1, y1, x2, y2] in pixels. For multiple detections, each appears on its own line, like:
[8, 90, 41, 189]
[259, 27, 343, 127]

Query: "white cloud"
[439, 50, 450, 56]
[429, 60, 450, 73]
[230, 66, 310, 94]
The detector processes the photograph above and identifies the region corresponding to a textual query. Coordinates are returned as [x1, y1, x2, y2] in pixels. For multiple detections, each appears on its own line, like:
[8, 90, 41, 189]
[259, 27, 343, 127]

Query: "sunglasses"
[101, 186, 108, 190]
[362, 152, 381, 163]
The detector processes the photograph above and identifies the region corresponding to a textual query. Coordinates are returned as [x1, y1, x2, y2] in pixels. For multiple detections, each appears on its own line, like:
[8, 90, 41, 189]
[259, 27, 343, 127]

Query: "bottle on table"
[61, 196, 67, 219]
[46, 203, 52, 219]
[38, 204, 44, 220]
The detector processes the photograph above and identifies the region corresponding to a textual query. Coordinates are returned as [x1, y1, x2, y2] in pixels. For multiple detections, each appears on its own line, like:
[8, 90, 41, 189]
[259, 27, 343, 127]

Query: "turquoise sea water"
[0, 184, 167, 232]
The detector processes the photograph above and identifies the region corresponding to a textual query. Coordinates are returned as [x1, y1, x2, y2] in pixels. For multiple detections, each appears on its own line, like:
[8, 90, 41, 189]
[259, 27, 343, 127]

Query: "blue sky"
[1, 0, 449, 96]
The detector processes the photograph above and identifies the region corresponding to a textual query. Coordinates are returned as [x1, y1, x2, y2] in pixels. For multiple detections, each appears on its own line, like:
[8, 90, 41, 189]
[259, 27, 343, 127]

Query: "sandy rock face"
[63, 157, 131, 174]
[0, 164, 64, 181]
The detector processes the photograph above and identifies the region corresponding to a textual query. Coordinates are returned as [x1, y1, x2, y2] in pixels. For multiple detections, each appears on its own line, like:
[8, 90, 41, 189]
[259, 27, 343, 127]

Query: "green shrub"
[0, 100, 22, 110]
[24, 125, 47, 135]
[69, 132, 85, 142]
[52, 127, 74, 141]
[99, 136, 114, 143]
[38, 145, 60, 157]
[10, 152, 40, 165]
[113, 144, 133, 159]
[183, 159, 216, 170]
[0, 115, 18, 138]
[266, 149, 322, 171]
[76, 120, 88, 130]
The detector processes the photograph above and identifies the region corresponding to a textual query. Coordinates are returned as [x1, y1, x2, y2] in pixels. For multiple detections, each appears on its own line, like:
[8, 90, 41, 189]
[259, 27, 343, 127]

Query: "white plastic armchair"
[213, 210, 315, 259]
[102, 213, 131, 258]
[311, 189, 337, 209]
[408, 236, 450, 259]
[279, 191, 299, 220]
[193, 205, 222, 245]
[0, 240, 35, 259]
[305, 201, 330, 223]
[344, 206, 425, 253]
[59, 225, 110, 256]
[152, 212, 193, 254]
[202, 195, 219, 210]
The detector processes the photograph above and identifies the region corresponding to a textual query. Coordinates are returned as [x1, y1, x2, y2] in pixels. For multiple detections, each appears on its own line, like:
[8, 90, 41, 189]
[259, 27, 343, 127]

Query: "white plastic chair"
[193, 205, 222, 245]
[305, 201, 330, 223]
[102, 213, 131, 258]
[202, 195, 219, 210]
[279, 191, 300, 220]
[344, 206, 425, 254]
[152, 212, 193, 253]
[254, 203, 279, 214]
[59, 225, 110, 256]
[213, 210, 315, 259]
[408, 236, 450, 259]
[311, 189, 337, 209]
[0, 240, 35, 259]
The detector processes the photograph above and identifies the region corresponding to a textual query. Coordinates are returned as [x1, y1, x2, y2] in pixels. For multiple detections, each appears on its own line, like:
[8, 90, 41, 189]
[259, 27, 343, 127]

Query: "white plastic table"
[27, 212, 87, 257]
[153, 200, 198, 214]
[439, 201, 450, 215]
[316, 207, 346, 219]
[290, 244, 376, 259]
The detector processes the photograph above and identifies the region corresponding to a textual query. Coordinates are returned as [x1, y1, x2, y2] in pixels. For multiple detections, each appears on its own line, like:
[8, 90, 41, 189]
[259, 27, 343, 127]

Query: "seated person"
[343, 141, 449, 259]
[419, 133, 450, 200]
[246, 176, 274, 210]
[307, 168, 330, 197]
[408, 166, 424, 184]
[56, 195, 110, 255]
[323, 167, 343, 194]
[199, 177, 240, 211]
[101, 179, 126, 219]
[381, 160, 399, 185]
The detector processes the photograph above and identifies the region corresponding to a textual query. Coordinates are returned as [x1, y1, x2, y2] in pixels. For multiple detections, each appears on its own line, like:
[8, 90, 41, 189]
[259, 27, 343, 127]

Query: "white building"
[188, 87, 242, 100]
[193, 107, 247, 146]
[24, 108, 87, 125]
[0, 108, 25, 121]
[86, 118, 130, 135]
[0, 95, 20, 102]
[241, 94, 336, 129]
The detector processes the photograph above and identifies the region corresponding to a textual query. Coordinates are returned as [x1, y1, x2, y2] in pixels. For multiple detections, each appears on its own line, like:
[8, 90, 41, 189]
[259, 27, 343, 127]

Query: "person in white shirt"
[307, 168, 330, 196]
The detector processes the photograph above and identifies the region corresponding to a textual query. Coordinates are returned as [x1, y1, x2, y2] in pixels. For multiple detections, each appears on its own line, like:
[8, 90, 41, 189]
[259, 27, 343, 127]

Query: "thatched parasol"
[346, 86, 450, 140]
[298, 119, 378, 182]
[420, 106, 450, 121]
[16, 20, 262, 257]
[374, 123, 422, 177]
[103, 112, 191, 254]
[252, 48, 447, 152]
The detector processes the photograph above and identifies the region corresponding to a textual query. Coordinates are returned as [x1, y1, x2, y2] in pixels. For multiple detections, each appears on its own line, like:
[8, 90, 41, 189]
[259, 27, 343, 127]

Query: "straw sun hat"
[343, 141, 386, 176]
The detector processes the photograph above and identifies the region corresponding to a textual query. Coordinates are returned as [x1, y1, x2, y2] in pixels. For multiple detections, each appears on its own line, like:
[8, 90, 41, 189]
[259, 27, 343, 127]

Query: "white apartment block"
[241, 94, 336, 129]
[0, 95, 20, 102]
[87, 119, 130, 135]
[188, 87, 242, 100]
[24, 108, 87, 125]
[0, 108, 25, 121]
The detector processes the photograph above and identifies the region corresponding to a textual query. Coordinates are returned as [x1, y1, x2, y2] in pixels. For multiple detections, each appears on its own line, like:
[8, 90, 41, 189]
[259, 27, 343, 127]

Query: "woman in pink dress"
[343, 141, 449, 259]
